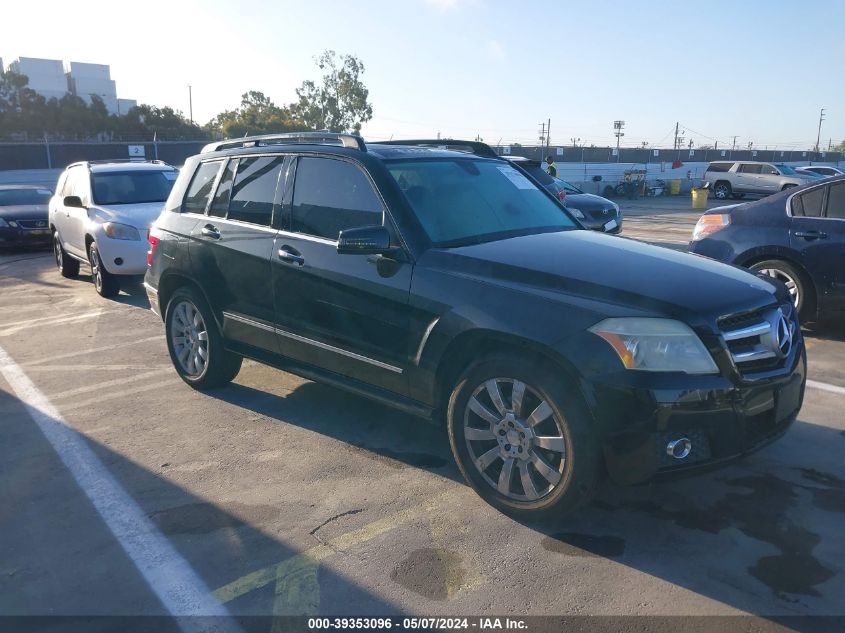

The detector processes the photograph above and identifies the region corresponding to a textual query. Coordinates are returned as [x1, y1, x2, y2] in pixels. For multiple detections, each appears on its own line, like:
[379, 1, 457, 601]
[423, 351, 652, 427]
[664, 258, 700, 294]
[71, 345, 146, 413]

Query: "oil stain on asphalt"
[606, 473, 838, 598]
[391, 548, 466, 601]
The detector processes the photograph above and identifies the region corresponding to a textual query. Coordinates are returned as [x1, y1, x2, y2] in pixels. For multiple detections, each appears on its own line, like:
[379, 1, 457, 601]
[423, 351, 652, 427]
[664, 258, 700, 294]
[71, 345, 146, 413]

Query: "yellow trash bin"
[670, 179, 681, 195]
[691, 187, 708, 209]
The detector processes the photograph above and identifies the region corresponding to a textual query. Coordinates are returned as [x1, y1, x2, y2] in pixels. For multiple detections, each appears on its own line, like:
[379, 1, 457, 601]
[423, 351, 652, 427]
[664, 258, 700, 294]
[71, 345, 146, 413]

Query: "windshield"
[554, 177, 583, 194]
[388, 159, 576, 247]
[91, 171, 176, 205]
[0, 188, 53, 206]
[774, 164, 798, 175]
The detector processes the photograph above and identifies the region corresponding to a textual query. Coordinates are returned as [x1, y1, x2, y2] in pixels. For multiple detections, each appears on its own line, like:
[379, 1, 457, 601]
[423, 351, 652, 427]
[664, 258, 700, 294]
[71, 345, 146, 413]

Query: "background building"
[5, 56, 135, 115]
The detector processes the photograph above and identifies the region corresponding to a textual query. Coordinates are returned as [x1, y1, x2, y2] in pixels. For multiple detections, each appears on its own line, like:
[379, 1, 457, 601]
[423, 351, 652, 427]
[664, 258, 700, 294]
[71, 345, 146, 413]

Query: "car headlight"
[589, 317, 719, 374]
[103, 222, 141, 241]
[567, 207, 585, 220]
[691, 214, 730, 241]
[612, 202, 620, 214]
[0, 218, 9, 228]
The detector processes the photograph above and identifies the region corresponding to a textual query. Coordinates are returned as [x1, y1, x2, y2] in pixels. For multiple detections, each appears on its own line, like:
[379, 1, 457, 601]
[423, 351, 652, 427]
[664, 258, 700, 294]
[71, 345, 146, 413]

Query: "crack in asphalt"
[309, 509, 364, 547]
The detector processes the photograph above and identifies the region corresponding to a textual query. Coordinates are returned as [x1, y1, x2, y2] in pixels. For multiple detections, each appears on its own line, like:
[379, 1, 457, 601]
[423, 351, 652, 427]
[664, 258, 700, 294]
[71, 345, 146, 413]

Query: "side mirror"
[337, 225, 393, 255]
[64, 195, 86, 209]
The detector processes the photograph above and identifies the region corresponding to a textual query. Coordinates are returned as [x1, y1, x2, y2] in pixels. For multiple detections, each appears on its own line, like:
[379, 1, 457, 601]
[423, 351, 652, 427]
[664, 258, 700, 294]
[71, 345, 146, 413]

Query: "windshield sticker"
[497, 165, 535, 190]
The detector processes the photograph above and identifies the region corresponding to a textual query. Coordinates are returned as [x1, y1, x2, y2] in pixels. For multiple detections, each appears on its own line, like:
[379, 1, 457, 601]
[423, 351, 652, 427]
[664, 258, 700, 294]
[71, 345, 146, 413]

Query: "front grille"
[589, 208, 614, 219]
[719, 304, 794, 376]
[17, 219, 49, 229]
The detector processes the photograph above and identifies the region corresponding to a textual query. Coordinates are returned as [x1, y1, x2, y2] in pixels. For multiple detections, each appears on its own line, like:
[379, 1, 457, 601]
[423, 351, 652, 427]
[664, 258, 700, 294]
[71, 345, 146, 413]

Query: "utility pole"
[188, 84, 194, 125]
[571, 137, 580, 147]
[673, 122, 679, 151]
[814, 108, 825, 154]
[613, 120, 625, 163]
[546, 118, 551, 157]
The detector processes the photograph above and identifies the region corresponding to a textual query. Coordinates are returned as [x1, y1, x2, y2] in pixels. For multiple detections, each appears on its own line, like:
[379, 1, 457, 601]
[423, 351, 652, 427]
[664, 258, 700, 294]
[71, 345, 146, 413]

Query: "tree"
[205, 91, 304, 138]
[834, 140, 845, 152]
[290, 50, 373, 134]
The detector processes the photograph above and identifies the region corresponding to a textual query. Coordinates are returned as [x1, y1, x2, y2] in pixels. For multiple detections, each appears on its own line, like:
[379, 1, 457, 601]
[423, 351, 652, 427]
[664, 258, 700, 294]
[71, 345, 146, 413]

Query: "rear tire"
[88, 242, 120, 298]
[750, 259, 814, 321]
[713, 181, 732, 200]
[165, 287, 242, 390]
[53, 232, 79, 279]
[446, 354, 602, 519]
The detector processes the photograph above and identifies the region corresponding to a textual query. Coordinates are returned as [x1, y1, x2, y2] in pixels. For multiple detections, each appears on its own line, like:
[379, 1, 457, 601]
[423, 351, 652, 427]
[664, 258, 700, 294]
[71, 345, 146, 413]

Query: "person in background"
[546, 155, 557, 178]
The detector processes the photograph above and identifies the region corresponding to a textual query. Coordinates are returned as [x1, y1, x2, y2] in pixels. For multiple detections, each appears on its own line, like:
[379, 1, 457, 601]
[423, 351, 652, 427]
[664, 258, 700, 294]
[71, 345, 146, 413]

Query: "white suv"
[50, 160, 177, 297]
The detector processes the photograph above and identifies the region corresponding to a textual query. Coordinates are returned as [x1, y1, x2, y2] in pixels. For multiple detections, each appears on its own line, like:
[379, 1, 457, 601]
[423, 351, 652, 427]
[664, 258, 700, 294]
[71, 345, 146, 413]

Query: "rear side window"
[760, 164, 778, 175]
[739, 164, 762, 174]
[227, 156, 285, 226]
[795, 186, 825, 217]
[826, 182, 845, 219]
[706, 162, 733, 173]
[182, 161, 222, 213]
[291, 157, 383, 240]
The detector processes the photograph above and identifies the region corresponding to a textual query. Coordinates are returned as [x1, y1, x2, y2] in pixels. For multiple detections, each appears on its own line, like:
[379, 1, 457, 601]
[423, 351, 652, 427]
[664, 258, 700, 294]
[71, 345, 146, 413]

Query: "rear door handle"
[201, 224, 221, 239]
[794, 230, 828, 240]
[278, 246, 304, 266]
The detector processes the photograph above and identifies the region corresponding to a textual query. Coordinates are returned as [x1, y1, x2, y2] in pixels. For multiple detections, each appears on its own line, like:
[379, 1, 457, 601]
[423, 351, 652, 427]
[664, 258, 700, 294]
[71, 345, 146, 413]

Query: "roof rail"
[202, 132, 367, 154]
[374, 139, 500, 159]
[85, 159, 174, 166]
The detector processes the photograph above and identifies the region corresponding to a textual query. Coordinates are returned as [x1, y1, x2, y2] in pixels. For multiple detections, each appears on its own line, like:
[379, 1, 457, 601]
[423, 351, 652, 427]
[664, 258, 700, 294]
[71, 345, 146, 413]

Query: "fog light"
[114, 257, 123, 266]
[666, 438, 692, 460]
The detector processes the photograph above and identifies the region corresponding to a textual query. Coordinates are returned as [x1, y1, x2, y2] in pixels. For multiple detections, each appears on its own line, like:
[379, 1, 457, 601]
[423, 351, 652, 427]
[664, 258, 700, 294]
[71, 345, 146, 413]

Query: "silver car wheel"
[170, 300, 209, 378]
[714, 184, 729, 199]
[89, 247, 103, 292]
[758, 267, 800, 308]
[53, 234, 63, 270]
[463, 377, 567, 501]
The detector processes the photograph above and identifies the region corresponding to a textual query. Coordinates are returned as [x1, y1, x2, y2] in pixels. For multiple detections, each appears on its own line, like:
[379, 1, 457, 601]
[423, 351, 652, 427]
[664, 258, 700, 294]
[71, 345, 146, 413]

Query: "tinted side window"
[798, 186, 825, 217]
[760, 164, 778, 175]
[228, 156, 285, 226]
[182, 161, 222, 213]
[706, 162, 733, 173]
[739, 164, 762, 174]
[826, 182, 845, 219]
[209, 160, 237, 218]
[291, 157, 383, 240]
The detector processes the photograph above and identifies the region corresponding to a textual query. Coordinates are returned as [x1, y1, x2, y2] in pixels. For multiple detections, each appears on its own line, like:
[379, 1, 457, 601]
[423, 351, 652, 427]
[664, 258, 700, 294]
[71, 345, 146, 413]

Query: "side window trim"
[181, 159, 224, 215]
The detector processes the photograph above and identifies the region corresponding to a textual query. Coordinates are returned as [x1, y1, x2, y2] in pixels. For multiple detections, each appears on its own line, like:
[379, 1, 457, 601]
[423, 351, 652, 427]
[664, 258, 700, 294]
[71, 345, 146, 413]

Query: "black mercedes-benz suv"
[145, 133, 806, 518]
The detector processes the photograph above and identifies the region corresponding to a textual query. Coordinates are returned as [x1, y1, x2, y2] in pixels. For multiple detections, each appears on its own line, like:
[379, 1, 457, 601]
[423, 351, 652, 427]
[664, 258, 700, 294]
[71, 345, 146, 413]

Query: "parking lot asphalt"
[1, 210, 844, 626]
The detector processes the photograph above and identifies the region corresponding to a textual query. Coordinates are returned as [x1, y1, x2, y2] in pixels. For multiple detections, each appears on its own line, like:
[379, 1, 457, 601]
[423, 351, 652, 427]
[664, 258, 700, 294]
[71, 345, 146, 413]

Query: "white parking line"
[23, 335, 163, 366]
[0, 310, 117, 336]
[48, 368, 173, 401]
[807, 379, 845, 396]
[0, 343, 239, 629]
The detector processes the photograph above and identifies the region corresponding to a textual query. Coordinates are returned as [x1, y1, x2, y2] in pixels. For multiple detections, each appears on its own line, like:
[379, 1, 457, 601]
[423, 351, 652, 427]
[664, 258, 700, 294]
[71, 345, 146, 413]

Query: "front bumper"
[0, 226, 52, 247]
[591, 345, 806, 485]
[96, 237, 149, 275]
[579, 212, 622, 234]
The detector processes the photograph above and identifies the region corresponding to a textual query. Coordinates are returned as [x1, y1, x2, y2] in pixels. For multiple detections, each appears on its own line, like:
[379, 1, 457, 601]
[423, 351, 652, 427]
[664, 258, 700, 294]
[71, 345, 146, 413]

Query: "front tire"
[88, 242, 120, 298]
[750, 259, 814, 321]
[713, 181, 732, 200]
[53, 232, 79, 279]
[446, 354, 602, 518]
[165, 287, 242, 390]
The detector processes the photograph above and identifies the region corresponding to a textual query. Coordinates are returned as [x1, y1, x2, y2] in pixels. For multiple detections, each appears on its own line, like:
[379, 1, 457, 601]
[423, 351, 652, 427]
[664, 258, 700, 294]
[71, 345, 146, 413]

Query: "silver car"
[705, 161, 813, 200]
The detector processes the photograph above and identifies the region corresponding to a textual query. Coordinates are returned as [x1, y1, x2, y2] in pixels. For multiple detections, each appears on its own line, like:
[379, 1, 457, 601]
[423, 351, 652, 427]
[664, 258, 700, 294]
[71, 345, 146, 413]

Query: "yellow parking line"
[214, 490, 457, 607]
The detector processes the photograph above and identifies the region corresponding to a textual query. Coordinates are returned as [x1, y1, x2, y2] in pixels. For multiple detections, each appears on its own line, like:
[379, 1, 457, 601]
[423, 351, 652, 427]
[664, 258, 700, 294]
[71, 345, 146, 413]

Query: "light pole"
[188, 84, 194, 125]
[613, 120, 625, 163]
[814, 107, 826, 155]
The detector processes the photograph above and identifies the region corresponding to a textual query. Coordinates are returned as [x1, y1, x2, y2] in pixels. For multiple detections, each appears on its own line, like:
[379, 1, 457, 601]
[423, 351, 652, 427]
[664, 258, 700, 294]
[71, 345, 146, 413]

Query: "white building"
[6, 56, 135, 115]
[8, 57, 68, 102]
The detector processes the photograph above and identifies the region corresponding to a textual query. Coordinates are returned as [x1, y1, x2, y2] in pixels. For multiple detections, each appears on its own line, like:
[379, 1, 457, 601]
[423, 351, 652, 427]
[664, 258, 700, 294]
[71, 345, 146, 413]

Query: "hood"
[89, 202, 165, 229]
[426, 230, 782, 320]
[564, 192, 615, 211]
[0, 204, 49, 220]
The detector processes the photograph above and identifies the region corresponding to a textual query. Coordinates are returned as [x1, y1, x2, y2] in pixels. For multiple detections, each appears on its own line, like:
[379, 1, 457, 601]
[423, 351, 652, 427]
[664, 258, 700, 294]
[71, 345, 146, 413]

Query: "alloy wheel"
[463, 377, 567, 501]
[170, 300, 209, 378]
[758, 267, 800, 308]
[53, 234, 62, 270]
[714, 184, 729, 199]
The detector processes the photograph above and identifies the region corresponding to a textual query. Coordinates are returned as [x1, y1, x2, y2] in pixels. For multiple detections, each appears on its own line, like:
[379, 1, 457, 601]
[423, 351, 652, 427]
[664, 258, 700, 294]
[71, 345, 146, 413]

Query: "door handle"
[201, 224, 221, 239]
[278, 246, 304, 266]
[794, 231, 828, 240]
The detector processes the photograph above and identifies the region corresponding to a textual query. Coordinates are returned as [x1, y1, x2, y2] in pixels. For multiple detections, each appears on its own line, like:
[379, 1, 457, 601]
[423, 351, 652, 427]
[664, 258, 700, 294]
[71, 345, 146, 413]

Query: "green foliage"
[289, 51, 373, 134]
[204, 91, 306, 138]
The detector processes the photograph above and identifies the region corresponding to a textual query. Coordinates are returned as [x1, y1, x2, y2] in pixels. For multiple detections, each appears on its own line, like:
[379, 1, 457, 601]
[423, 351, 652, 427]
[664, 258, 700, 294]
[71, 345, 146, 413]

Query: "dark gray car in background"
[506, 157, 622, 233]
[0, 185, 53, 249]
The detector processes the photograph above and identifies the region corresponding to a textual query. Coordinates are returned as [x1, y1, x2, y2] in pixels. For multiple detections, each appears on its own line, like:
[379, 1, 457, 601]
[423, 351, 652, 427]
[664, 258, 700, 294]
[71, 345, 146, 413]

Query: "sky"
[3, 0, 844, 150]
